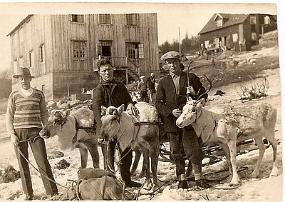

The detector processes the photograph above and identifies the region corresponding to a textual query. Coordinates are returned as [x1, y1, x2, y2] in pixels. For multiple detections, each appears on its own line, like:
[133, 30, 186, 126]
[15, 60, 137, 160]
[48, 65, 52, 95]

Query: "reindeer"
[39, 107, 100, 169]
[176, 98, 278, 185]
[100, 102, 160, 190]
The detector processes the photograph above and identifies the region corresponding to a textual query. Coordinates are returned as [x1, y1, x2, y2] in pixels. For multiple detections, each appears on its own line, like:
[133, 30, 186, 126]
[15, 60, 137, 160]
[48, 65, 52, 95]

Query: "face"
[18, 76, 32, 90]
[99, 65, 114, 82]
[165, 58, 181, 75]
[39, 111, 66, 138]
[176, 100, 199, 128]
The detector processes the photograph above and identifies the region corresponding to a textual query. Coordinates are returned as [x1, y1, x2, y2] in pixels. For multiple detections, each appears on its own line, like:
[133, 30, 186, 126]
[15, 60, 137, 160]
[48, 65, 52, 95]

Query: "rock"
[1, 165, 20, 183]
[54, 159, 70, 170]
[48, 151, 64, 160]
[47, 101, 56, 108]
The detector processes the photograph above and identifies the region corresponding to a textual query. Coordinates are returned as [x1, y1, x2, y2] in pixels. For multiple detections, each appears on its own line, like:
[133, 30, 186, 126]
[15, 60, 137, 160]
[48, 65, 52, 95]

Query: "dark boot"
[178, 174, 188, 189]
[195, 179, 211, 188]
[125, 180, 142, 188]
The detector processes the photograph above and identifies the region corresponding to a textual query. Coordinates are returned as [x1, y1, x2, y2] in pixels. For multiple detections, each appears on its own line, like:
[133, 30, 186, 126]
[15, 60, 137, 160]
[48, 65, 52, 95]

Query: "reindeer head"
[39, 110, 69, 138]
[176, 99, 205, 128]
[100, 104, 125, 140]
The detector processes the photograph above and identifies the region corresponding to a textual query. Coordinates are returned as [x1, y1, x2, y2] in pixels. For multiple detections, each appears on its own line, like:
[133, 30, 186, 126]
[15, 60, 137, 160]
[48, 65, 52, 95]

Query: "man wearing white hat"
[156, 51, 210, 189]
[6, 67, 58, 200]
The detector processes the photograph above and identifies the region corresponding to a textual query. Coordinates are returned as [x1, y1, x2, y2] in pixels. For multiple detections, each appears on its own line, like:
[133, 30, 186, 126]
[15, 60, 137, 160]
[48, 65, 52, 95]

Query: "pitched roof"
[7, 15, 33, 36]
[199, 13, 249, 35]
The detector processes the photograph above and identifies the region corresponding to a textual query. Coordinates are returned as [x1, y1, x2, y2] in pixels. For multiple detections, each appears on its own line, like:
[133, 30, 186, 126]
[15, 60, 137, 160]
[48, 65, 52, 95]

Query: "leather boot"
[178, 174, 188, 189]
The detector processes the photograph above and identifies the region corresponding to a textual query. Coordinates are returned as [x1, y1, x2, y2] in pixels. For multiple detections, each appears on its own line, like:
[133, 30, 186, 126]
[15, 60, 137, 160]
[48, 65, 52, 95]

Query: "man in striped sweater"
[6, 68, 58, 200]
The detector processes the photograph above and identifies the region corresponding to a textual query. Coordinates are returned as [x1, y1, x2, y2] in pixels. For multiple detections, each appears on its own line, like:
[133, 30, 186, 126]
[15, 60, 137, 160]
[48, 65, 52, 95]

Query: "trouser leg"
[119, 147, 133, 183]
[14, 142, 33, 197]
[30, 136, 58, 195]
[182, 126, 204, 180]
[107, 139, 116, 172]
[168, 132, 185, 177]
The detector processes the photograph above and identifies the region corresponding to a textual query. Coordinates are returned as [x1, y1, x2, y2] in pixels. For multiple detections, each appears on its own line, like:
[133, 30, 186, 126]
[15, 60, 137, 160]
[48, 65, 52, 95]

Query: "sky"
[0, 2, 280, 72]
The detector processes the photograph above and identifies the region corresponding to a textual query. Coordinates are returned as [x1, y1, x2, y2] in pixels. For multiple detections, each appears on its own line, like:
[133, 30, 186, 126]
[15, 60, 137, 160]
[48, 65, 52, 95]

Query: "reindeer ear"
[196, 98, 205, 109]
[117, 104, 125, 114]
[101, 106, 107, 116]
[200, 98, 206, 106]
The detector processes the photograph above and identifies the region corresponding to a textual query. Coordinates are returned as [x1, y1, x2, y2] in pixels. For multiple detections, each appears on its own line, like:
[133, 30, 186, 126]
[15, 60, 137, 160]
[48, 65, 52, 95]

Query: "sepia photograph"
[0, 1, 283, 201]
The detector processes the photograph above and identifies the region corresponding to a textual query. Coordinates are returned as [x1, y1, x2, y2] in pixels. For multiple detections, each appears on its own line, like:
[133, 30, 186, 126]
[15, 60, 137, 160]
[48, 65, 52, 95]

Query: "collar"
[100, 79, 117, 85]
[169, 72, 181, 79]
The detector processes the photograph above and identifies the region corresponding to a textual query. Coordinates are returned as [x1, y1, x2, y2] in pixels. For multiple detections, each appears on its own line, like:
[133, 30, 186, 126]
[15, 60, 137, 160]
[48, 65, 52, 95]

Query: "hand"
[172, 108, 182, 118]
[127, 103, 139, 116]
[10, 133, 19, 146]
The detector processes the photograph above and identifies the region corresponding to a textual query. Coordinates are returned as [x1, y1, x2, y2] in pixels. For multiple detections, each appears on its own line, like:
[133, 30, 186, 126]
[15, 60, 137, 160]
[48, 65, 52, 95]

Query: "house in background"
[8, 14, 159, 100]
[198, 13, 277, 52]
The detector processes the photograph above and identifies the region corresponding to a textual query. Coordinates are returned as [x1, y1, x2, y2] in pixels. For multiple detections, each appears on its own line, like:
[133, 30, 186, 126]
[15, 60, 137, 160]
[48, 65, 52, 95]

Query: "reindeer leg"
[85, 141, 100, 168]
[79, 145, 88, 168]
[151, 147, 160, 190]
[131, 150, 141, 176]
[227, 140, 240, 185]
[266, 135, 278, 177]
[142, 152, 152, 190]
[251, 136, 266, 178]
[219, 142, 233, 177]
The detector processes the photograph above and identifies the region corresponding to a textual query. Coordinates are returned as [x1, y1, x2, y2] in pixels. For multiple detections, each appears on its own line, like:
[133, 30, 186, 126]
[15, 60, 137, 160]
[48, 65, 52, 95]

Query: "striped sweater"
[6, 88, 48, 134]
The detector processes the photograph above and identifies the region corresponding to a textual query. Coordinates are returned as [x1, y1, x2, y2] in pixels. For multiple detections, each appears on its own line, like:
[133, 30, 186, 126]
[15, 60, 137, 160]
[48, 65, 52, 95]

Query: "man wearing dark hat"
[155, 51, 210, 189]
[6, 68, 58, 200]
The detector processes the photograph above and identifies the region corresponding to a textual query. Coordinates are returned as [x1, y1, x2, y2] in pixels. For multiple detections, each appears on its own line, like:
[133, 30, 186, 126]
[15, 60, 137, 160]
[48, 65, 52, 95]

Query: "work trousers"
[106, 139, 133, 183]
[140, 91, 149, 103]
[168, 125, 204, 177]
[14, 128, 58, 197]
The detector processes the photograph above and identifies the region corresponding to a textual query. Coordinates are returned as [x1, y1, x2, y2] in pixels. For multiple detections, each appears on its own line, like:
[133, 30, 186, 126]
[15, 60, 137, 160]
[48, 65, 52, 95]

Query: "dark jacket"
[155, 72, 207, 133]
[93, 80, 133, 130]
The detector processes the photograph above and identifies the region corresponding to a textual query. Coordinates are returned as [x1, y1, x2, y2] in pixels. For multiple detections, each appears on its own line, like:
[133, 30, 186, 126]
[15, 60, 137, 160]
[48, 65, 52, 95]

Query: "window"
[251, 32, 257, 40]
[98, 14, 111, 24]
[216, 19, 223, 27]
[71, 15, 84, 23]
[126, 42, 139, 59]
[28, 51, 34, 68]
[72, 40, 86, 59]
[19, 57, 24, 68]
[41, 85, 45, 94]
[39, 44, 45, 63]
[126, 14, 139, 26]
[13, 59, 17, 74]
[19, 28, 24, 44]
[264, 16, 270, 25]
[232, 33, 238, 43]
[138, 44, 144, 58]
[250, 16, 257, 24]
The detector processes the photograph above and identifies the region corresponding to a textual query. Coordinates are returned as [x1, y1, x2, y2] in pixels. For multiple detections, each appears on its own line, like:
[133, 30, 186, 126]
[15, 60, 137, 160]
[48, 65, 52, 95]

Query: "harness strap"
[134, 121, 160, 126]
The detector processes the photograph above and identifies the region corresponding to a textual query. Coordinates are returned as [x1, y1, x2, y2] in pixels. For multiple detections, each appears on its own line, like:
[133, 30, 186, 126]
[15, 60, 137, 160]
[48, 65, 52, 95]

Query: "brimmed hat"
[13, 68, 34, 78]
[140, 76, 145, 79]
[160, 51, 181, 61]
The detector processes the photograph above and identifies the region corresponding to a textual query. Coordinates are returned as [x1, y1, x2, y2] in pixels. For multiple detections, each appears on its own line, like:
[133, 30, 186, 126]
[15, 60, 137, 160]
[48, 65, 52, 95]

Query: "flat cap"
[160, 51, 181, 61]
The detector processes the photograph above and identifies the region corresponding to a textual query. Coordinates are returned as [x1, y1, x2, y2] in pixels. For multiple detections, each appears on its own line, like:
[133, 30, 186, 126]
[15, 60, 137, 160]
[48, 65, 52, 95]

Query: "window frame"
[98, 14, 112, 24]
[126, 42, 139, 59]
[126, 14, 139, 26]
[39, 44, 45, 63]
[70, 14, 85, 23]
[72, 40, 87, 60]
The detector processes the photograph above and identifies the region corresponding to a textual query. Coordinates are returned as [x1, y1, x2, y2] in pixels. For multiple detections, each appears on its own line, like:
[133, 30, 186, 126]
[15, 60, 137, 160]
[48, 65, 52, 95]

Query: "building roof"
[199, 13, 249, 35]
[7, 15, 33, 36]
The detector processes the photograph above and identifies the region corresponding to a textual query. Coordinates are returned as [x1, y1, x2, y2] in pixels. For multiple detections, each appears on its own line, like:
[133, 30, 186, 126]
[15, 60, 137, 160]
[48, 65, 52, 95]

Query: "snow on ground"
[0, 68, 282, 201]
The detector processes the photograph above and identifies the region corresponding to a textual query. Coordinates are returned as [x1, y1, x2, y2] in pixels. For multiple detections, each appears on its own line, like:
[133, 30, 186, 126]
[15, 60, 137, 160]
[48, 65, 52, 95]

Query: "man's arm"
[155, 80, 173, 118]
[6, 92, 15, 135]
[39, 91, 49, 126]
[92, 85, 105, 130]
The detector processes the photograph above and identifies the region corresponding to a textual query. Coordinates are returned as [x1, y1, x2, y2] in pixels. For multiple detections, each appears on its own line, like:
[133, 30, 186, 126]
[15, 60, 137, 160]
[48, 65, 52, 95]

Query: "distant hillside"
[0, 69, 12, 98]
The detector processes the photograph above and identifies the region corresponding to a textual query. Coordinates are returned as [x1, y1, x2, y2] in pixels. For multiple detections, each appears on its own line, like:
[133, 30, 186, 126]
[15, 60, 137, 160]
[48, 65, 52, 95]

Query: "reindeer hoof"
[143, 182, 153, 190]
[250, 171, 260, 178]
[269, 167, 278, 177]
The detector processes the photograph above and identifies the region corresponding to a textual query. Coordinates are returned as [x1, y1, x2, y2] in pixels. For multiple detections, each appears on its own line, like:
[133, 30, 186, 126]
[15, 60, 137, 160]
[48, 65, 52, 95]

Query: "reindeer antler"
[196, 74, 213, 100]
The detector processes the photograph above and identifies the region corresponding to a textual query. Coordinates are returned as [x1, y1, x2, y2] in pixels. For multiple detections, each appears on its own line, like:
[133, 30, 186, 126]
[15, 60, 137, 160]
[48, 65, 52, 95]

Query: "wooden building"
[199, 13, 277, 52]
[8, 14, 159, 100]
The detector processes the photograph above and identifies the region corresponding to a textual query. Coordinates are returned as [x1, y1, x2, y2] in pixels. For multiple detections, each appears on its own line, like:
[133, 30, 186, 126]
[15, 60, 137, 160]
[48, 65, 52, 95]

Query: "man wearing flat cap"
[156, 51, 210, 189]
[6, 68, 58, 200]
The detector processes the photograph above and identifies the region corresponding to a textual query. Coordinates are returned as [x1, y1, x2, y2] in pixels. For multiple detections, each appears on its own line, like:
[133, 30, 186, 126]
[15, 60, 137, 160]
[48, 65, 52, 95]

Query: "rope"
[16, 146, 69, 189]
